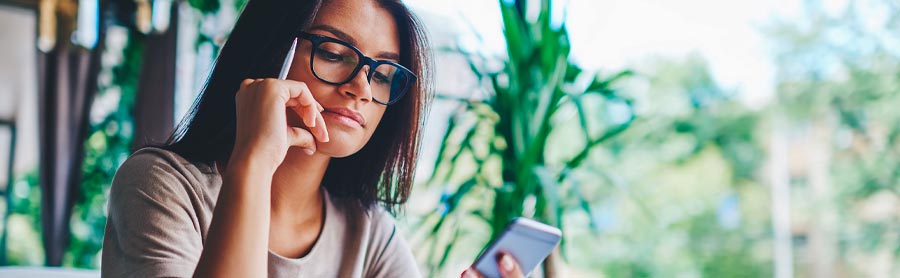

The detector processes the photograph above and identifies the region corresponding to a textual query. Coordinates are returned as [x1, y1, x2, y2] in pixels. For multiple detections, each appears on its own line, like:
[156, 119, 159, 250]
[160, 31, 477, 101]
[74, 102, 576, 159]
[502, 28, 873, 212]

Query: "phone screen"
[472, 218, 562, 277]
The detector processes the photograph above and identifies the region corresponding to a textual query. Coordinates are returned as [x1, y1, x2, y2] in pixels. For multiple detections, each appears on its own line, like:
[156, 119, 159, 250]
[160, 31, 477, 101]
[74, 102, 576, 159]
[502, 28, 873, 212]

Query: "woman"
[101, 0, 524, 277]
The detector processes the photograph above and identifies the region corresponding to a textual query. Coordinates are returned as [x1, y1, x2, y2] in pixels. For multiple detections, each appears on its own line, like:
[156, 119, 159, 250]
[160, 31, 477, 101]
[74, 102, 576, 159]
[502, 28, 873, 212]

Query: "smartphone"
[472, 217, 562, 277]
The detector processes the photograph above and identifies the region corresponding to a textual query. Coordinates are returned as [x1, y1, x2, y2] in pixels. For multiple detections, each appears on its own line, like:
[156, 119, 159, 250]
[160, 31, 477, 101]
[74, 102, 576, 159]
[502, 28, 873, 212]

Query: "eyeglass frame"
[297, 32, 417, 105]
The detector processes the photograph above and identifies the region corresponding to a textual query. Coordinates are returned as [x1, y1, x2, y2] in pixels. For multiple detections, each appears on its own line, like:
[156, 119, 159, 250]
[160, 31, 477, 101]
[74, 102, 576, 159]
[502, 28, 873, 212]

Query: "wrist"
[221, 158, 275, 202]
[226, 147, 278, 177]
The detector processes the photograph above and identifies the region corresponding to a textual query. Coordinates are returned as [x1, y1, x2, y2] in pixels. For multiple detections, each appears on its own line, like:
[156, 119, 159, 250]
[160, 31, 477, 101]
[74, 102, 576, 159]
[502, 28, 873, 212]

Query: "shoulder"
[114, 147, 216, 186]
[365, 207, 420, 277]
[117, 147, 216, 179]
[368, 206, 401, 238]
[326, 193, 399, 235]
[326, 194, 419, 277]
[324, 193, 402, 250]
[103, 148, 213, 277]
[110, 147, 219, 212]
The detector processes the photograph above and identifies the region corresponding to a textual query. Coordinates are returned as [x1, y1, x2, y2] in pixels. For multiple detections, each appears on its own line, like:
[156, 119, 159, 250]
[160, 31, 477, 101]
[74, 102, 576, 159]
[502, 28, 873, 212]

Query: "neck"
[217, 147, 330, 221]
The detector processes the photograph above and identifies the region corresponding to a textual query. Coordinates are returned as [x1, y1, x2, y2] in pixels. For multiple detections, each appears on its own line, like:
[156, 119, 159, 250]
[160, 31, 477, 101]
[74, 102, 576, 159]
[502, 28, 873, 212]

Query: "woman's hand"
[195, 78, 329, 277]
[230, 78, 329, 173]
[461, 253, 525, 278]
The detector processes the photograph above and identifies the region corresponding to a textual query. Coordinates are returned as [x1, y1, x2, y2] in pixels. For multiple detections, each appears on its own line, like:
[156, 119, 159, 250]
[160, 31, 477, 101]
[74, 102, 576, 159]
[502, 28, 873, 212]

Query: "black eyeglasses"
[298, 32, 416, 105]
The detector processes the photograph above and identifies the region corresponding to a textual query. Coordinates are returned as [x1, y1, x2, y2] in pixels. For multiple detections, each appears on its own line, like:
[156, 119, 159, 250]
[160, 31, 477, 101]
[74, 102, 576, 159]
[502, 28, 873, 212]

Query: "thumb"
[498, 254, 524, 278]
[240, 78, 256, 89]
[287, 126, 317, 155]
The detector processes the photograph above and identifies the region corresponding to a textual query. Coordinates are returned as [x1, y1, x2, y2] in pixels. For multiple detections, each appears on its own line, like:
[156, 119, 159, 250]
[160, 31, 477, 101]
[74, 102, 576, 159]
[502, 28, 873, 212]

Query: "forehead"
[310, 0, 400, 57]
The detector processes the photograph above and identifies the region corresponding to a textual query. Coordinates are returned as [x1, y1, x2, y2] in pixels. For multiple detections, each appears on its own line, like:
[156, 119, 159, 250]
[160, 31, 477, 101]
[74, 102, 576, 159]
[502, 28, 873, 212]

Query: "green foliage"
[684, 211, 771, 278]
[649, 56, 764, 182]
[188, 0, 220, 14]
[568, 55, 772, 277]
[416, 0, 635, 275]
[767, 0, 900, 275]
[415, 2, 772, 277]
[5, 171, 43, 265]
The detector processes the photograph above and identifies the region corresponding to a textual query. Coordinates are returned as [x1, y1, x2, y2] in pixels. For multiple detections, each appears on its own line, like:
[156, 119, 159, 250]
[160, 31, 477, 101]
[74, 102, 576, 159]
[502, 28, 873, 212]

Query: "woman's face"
[286, 0, 399, 158]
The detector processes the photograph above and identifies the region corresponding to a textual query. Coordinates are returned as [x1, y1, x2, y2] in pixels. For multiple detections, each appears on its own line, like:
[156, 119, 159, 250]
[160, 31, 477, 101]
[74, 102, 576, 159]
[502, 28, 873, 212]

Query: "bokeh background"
[1, 0, 899, 277]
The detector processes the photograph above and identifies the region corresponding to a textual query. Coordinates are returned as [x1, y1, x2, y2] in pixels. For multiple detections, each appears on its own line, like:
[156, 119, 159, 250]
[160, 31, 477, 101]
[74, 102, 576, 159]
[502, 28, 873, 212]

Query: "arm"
[193, 78, 328, 277]
[192, 157, 274, 277]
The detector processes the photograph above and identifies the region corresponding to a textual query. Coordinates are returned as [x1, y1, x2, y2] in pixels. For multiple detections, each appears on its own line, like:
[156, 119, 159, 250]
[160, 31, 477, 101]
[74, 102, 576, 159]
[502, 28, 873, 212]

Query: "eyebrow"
[308, 24, 401, 62]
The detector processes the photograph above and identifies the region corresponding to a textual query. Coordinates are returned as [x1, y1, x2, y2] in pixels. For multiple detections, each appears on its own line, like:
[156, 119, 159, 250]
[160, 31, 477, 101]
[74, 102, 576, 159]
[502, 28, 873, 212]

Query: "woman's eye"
[317, 49, 343, 62]
[373, 72, 391, 84]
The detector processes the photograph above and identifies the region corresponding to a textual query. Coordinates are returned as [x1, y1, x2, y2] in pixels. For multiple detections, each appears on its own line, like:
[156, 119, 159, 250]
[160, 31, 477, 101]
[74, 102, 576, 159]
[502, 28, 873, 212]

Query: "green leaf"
[570, 95, 593, 143]
[587, 69, 635, 95]
[499, 0, 531, 68]
[188, 0, 220, 13]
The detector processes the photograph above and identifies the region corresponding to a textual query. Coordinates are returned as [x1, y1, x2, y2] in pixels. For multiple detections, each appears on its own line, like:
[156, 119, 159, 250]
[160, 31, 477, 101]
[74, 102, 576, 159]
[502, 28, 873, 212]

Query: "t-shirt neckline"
[209, 160, 332, 264]
[266, 189, 332, 264]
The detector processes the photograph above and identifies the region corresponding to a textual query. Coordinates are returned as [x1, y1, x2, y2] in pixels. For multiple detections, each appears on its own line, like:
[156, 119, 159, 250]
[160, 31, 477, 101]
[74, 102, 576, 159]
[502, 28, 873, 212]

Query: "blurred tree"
[767, 0, 900, 276]
[578, 55, 772, 277]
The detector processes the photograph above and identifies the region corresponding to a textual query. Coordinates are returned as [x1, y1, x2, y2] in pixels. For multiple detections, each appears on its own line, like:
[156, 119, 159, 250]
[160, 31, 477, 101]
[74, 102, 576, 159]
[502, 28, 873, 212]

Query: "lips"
[323, 107, 366, 128]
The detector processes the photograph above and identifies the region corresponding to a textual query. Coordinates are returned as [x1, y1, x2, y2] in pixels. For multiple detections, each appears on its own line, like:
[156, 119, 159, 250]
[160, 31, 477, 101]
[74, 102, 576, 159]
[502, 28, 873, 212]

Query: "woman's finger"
[281, 81, 321, 129]
[461, 267, 483, 278]
[240, 78, 256, 89]
[287, 126, 316, 154]
[308, 105, 319, 128]
[287, 104, 329, 142]
[312, 109, 329, 142]
[497, 253, 524, 278]
[281, 80, 318, 107]
[303, 105, 317, 128]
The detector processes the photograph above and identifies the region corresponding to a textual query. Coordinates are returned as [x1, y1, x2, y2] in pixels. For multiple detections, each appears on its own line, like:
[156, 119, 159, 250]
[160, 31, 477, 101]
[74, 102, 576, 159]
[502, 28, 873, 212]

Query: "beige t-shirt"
[101, 147, 420, 278]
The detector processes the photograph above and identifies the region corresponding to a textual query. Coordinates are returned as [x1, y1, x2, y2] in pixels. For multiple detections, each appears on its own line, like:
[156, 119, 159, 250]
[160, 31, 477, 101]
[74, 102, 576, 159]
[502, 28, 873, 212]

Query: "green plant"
[415, 0, 634, 276]
[4, 171, 43, 266]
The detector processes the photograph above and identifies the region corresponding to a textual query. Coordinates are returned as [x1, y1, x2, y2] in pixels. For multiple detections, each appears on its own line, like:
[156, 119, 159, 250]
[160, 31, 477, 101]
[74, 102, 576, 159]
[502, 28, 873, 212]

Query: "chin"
[315, 136, 366, 158]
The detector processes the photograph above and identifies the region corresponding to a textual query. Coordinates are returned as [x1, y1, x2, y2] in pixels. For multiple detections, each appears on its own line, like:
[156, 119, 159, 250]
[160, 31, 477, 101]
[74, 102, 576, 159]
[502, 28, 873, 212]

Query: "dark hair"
[164, 0, 432, 213]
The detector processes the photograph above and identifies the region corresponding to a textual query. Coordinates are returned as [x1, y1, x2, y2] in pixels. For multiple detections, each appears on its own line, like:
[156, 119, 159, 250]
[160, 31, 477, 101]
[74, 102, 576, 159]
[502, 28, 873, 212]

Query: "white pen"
[278, 38, 298, 80]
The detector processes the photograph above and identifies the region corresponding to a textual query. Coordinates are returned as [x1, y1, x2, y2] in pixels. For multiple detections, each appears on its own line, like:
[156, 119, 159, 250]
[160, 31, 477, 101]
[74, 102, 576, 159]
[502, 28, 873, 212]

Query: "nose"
[337, 65, 373, 103]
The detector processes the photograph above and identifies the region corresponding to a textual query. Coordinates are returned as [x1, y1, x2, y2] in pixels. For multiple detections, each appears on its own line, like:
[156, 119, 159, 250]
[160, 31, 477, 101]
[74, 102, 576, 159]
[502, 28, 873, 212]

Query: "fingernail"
[303, 148, 314, 155]
[309, 114, 317, 127]
[501, 255, 515, 272]
[461, 268, 477, 278]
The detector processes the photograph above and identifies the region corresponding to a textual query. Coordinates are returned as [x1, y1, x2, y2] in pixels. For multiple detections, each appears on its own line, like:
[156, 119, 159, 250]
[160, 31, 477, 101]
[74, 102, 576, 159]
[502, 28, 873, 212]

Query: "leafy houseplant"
[416, 0, 634, 276]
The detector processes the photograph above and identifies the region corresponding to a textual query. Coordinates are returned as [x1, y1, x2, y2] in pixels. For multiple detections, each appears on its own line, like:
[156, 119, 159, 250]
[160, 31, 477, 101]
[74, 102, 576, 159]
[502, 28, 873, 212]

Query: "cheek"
[351, 107, 385, 148]
[294, 72, 333, 103]
[286, 52, 324, 93]
[364, 108, 387, 136]
[344, 107, 386, 150]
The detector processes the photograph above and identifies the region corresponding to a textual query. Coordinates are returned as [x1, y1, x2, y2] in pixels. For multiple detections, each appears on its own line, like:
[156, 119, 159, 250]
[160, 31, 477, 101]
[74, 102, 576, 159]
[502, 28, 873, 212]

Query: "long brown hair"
[164, 0, 432, 214]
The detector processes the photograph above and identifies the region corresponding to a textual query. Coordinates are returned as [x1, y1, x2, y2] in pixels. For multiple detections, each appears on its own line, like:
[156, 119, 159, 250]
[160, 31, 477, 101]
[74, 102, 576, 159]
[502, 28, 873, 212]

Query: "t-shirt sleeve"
[365, 209, 421, 278]
[101, 151, 204, 278]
